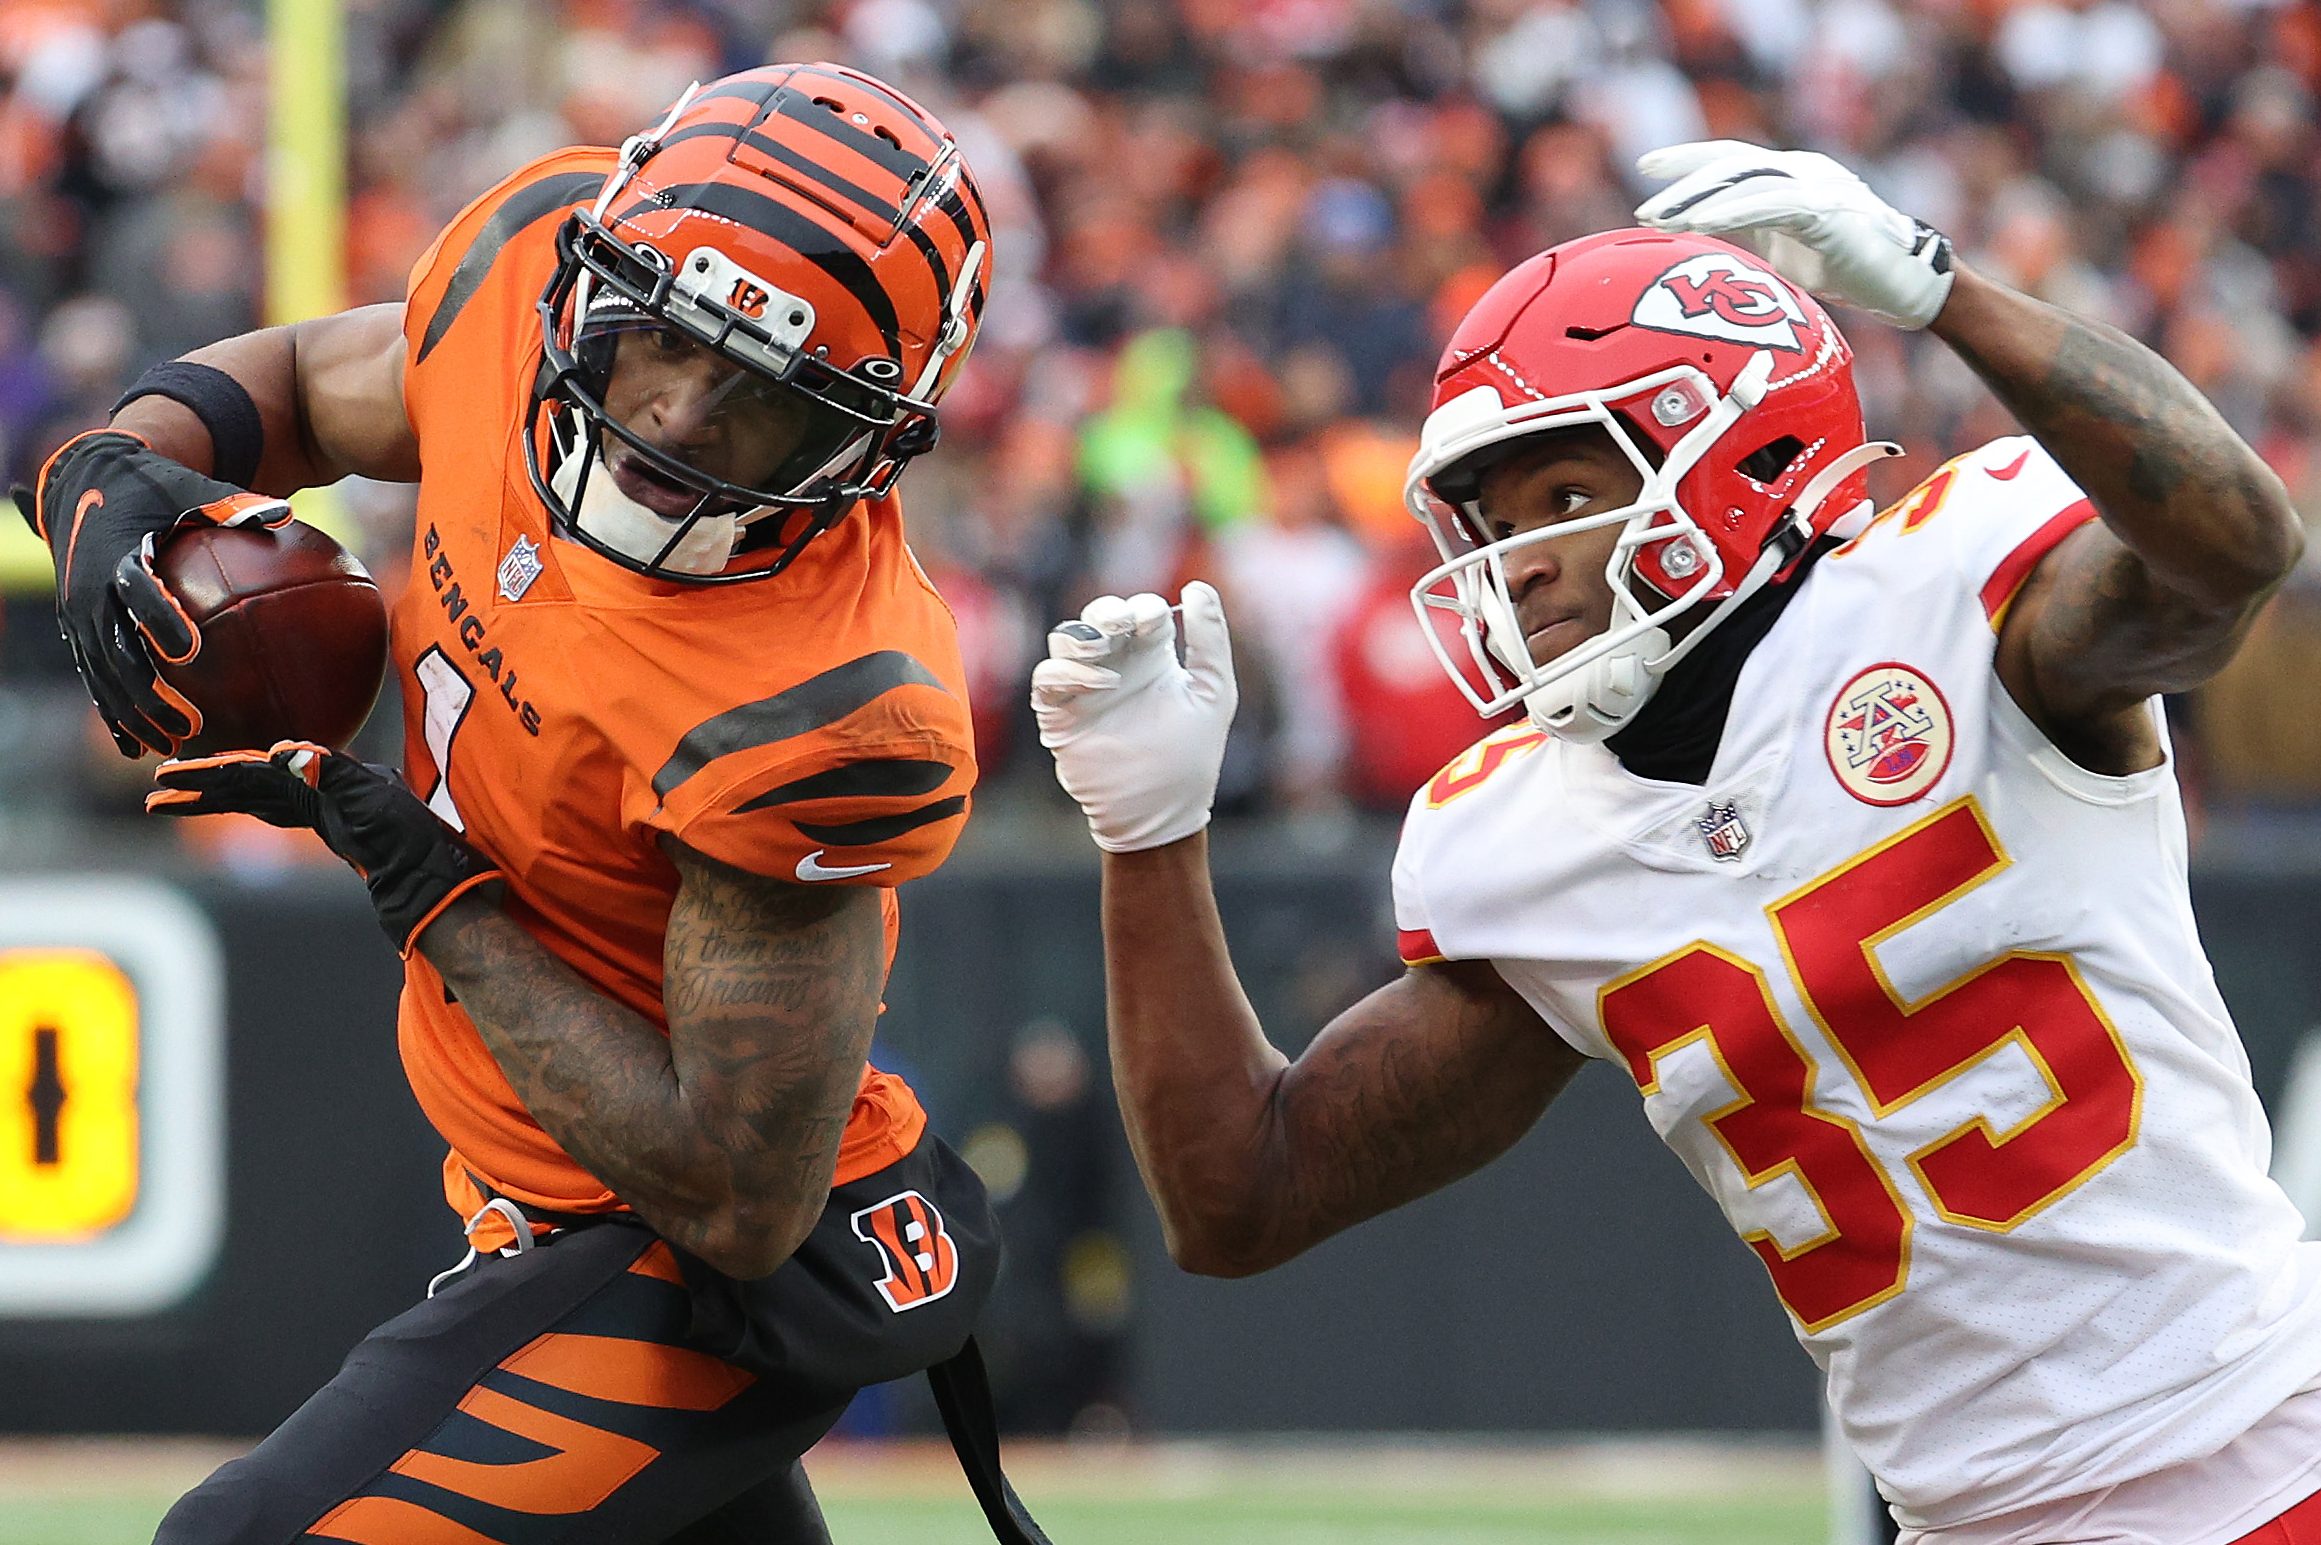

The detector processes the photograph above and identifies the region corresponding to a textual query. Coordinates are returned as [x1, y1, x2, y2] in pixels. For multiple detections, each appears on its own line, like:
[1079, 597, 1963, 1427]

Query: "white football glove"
[1635, 140, 1955, 330]
[1031, 582, 1237, 854]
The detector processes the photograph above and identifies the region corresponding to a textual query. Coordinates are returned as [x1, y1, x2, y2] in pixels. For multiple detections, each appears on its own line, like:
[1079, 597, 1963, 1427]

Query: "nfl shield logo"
[497, 535, 543, 601]
[1697, 800, 1749, 862]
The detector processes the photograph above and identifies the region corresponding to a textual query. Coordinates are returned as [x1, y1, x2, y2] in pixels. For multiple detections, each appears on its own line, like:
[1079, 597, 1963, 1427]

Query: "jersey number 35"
[1599, 795, 2140, 1332]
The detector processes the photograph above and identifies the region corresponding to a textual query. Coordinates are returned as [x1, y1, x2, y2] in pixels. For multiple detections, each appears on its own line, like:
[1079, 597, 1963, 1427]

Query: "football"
[150, 521, 391, 756]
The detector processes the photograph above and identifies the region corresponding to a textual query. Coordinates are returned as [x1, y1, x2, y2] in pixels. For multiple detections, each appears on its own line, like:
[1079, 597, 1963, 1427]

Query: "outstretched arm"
[1929, 264, 2303, 758]
[1033, 586, 1584, 1275]
[1103, 834, 1583, 1277]
[1634, 141, 2304, 768]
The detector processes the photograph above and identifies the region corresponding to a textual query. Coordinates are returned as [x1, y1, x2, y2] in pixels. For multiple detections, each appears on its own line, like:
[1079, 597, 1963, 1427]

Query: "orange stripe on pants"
[625, 1241, 686, 1283]
[306, 1495, 506, 1545]
[389, 1385, 656, 1514]
[500, 1332, 755, 1411]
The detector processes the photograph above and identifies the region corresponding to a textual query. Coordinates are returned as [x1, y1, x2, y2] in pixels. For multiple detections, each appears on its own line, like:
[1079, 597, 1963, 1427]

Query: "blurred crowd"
[7, 0, 2321, 825]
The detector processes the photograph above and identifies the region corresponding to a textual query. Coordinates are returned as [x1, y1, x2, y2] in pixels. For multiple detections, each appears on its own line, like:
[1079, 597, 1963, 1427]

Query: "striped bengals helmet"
[525, 64, 992, 583]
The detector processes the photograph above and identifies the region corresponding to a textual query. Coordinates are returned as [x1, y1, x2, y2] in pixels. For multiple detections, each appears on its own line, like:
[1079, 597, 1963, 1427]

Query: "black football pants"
[153, 1135, 998, 1544]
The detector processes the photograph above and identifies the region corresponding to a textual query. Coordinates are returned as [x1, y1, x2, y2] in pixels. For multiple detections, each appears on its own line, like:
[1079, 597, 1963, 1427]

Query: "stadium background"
[3, 0, 2321, 1540]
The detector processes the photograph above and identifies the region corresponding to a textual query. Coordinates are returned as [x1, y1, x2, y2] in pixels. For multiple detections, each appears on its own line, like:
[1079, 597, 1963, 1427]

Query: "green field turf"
[0, 1494, 1828, 1545]
[0, 1438, 1829, 1545]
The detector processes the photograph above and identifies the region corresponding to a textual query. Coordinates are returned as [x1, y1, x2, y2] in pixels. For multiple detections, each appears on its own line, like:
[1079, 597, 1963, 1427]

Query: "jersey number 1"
[413, 646, 475, 831]
[1598, 796, 2141, 1331]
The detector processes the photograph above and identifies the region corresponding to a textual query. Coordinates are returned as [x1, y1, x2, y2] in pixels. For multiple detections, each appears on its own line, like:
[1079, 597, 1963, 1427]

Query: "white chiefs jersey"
[1392, 437, 2321, 1529]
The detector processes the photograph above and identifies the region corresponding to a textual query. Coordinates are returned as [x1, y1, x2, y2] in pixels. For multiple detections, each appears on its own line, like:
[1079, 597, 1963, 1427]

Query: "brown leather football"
[151, 522, 390, 755]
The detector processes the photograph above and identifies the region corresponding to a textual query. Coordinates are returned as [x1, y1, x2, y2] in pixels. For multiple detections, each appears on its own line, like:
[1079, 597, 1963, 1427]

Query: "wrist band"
[113, 361, 266, 489]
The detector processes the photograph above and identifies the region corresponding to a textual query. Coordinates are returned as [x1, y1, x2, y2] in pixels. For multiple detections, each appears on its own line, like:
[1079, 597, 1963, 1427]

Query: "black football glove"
[147, 741, 506, 955]
[15, 428, 291, 758]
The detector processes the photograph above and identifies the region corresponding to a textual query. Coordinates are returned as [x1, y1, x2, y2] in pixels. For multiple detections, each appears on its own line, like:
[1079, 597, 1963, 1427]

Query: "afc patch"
[1824, 662, 1953, 806]
[850, 1190, 959, 1312]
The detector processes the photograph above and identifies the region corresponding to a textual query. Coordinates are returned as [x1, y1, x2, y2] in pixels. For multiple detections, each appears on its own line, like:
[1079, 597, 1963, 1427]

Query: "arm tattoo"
[1949, 313, 2272, 551]
[1939, 286, 2299, 608]
[418, 855, 883, 1270]
[1933, 273, 2302, 713]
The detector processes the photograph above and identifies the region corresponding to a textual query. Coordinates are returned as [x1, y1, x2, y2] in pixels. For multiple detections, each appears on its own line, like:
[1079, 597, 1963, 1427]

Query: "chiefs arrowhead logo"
[851, 1190, 960, 1312]
[1633, 252, 1810, 352]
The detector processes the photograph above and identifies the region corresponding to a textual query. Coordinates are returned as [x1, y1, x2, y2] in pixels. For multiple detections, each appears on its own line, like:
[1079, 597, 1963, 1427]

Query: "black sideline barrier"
[3, 820, 2318, 1438]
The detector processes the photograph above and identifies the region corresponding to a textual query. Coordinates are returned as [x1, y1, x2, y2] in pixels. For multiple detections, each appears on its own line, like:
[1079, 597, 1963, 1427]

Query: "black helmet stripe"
[899, 224, 953, 319]
[689, 75, 786, 114]
[655, 120, 951, 307]
[767, 88, 926, 180]
[933, 187, 981, 268]
[807, 65, 935, 132]
[612, 181, 901, 353]
[657, 122, 901, 229]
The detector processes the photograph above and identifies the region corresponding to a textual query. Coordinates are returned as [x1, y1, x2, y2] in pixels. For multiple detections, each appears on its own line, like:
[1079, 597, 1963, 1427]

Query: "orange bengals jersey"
[392, 147, 975, 1235]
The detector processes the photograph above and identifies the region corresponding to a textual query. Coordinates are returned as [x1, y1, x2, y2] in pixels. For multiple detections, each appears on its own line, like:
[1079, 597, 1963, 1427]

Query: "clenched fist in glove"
[1032, 583, 1237, 854]
[15, 428, 292, 757]
[1635, 140, 1955, 330]
[148, 742, 504, 955]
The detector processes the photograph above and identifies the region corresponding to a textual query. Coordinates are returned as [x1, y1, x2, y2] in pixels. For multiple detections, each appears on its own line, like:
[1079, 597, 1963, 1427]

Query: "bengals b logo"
[850, 1190, 959, 1312]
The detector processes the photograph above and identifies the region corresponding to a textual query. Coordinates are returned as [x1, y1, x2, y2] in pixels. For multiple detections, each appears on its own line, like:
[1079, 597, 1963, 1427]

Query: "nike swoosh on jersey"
[795, 850, 894, 882]
[1987, 448, 2032, 480]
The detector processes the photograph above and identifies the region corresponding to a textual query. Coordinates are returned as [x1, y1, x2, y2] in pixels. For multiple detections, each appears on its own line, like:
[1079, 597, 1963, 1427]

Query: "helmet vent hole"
[1737, 436, 1805, 485]
[1565, 324, 1619, 341]
[813, 96, 845, 113]
[872, 126, 902, 149]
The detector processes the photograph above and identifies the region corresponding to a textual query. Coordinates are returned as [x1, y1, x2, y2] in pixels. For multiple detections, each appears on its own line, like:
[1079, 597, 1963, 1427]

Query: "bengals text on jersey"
[393, 136, 977, 1246]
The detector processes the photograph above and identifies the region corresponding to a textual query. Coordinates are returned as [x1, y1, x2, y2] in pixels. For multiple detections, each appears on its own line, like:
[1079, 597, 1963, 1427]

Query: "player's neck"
[1604, 538, 1830, 784]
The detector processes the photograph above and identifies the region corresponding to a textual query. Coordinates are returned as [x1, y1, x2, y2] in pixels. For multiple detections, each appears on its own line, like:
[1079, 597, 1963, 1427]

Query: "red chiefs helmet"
[527, 64, 991, 582]
[1404, 229, 1896, 738]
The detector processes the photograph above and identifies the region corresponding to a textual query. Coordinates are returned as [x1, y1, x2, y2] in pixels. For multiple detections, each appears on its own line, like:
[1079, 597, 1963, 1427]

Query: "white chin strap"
[550, 441, 738, 577]
[1517, 626, 1672, 743]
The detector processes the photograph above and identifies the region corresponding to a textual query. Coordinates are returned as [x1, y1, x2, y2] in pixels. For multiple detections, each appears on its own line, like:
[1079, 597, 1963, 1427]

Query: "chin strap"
[1522, 627, 1670, 742]
[1789, 439, 1902, 547]
[1520, 526, 1787, 744]
[548, 425, 740, 576]
[1523, 436, 1904, 742]
[910, 239, 987, 401]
